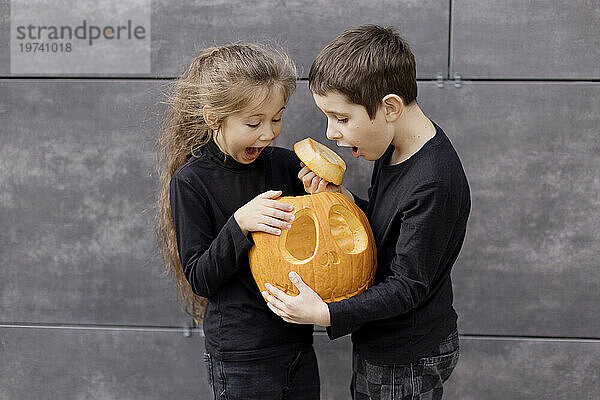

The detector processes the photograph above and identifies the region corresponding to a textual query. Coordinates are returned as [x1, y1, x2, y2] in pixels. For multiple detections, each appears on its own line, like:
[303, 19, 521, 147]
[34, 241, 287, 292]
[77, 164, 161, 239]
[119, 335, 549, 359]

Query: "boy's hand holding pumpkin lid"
[293, 138, 346, 186]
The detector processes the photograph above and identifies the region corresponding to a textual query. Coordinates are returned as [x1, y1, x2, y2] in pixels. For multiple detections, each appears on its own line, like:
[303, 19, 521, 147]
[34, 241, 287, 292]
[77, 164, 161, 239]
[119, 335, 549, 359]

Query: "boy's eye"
[337, 117, 348, 123]
[273, 118, 282, 123]
[247, 123, 260, 128]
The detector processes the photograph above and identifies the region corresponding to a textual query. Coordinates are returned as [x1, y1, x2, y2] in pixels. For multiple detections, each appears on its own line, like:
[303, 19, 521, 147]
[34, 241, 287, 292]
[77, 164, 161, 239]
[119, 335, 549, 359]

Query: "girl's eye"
[337, 117, 348, 123]
[247, 123, 260, 128]
[273, 118, 282, 123]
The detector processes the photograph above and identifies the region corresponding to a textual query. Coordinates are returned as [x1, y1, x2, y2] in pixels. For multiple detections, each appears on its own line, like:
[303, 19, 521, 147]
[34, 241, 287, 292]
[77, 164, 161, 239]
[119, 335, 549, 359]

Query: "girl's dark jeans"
[351, 330, 460, 400]
[203, 345, 320, 400]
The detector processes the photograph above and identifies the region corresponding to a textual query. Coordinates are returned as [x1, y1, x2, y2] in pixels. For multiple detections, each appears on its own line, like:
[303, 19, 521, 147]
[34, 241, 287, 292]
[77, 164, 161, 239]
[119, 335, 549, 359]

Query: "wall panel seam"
[447, 0, 453, 79]
[2, 324, 600, 343]
[1, 78, 599, 83]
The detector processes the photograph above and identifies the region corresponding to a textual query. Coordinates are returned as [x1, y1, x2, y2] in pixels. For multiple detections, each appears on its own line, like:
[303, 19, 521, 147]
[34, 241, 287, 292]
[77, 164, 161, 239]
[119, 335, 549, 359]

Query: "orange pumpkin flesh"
[249, 192, 377, 303]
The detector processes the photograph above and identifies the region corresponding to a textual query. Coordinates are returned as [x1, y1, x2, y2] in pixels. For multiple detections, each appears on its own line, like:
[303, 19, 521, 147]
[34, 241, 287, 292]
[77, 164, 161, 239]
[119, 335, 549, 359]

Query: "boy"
[263, 25, 470, 399]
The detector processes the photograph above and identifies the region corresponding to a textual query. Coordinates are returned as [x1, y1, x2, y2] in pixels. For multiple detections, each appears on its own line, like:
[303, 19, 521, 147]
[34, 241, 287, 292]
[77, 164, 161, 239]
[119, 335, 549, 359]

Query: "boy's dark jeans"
[351, 330, 459, 400]
[202, 345, 320, 400]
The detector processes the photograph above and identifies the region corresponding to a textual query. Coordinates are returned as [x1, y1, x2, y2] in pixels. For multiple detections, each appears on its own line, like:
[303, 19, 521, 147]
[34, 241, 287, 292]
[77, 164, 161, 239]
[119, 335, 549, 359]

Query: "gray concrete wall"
[1, 1, 599, 399]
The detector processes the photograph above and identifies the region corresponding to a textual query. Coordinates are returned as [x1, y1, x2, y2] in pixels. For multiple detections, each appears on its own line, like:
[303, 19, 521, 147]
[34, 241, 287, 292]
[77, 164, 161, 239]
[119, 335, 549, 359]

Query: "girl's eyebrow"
[246, 106, 286, 118]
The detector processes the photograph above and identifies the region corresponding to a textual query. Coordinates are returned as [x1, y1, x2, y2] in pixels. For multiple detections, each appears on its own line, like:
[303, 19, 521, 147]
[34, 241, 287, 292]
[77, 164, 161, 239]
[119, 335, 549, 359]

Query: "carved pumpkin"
[249, 192, 377, 303]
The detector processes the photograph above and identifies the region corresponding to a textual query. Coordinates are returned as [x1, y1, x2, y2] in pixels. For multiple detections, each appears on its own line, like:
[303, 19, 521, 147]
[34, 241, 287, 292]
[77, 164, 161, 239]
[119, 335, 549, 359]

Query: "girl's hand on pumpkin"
[298, 162, 340, 194]
[234, 190, 295, 236]
[262, 271, 331, 327]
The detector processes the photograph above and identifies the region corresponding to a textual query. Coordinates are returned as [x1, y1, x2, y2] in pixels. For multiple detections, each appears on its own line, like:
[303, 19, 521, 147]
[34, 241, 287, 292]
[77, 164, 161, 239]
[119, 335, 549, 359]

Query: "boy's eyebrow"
[321, 108, 349, 116]
[246, 106, 286, 118]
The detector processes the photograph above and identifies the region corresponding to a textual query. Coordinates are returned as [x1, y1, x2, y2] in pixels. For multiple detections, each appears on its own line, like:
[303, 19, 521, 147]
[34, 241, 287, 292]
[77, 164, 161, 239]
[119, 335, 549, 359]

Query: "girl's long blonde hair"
[154, 44, 297, 322]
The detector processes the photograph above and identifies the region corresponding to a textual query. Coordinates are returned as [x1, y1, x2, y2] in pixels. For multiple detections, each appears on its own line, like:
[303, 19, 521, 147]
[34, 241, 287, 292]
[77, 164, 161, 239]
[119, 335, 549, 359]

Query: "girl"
[154, 44, 319, 400]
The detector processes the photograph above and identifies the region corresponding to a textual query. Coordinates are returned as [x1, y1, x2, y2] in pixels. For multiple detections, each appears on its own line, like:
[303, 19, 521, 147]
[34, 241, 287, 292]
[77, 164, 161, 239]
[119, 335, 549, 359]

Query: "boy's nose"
[325, 123, 341, 140]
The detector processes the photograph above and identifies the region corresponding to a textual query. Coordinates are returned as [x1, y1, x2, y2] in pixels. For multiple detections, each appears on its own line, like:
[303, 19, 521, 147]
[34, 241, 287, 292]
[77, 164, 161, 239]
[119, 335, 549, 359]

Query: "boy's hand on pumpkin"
[262, 271, 331, 327]
[234, 190, 295, 236]
[299, 162, 340, 194]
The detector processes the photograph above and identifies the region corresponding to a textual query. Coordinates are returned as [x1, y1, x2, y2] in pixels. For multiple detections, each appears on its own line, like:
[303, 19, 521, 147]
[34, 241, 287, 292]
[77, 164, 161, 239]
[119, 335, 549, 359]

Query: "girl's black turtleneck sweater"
[170, 140, 312, 361]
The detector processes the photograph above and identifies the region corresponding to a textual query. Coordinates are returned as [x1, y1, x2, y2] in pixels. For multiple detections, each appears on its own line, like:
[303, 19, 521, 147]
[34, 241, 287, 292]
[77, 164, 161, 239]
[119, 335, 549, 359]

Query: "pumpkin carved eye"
[279, 208, 318, 263]
[328, 205, 368, 254]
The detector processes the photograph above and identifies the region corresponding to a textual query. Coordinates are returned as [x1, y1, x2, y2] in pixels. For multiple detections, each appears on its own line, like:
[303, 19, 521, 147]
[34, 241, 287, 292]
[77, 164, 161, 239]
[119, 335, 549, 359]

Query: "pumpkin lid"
[294, 138, 346, 185]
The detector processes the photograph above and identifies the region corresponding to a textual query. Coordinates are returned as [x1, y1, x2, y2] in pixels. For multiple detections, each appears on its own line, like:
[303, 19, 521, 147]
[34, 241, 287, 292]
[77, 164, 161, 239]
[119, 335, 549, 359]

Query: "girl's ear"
[202, 105, 220, 130]
[381, 94, 404, 122]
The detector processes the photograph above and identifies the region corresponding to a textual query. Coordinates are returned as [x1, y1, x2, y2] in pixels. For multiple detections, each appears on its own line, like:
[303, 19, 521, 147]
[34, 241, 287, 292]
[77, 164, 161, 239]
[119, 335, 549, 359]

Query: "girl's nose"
[260, 124, 277, 141]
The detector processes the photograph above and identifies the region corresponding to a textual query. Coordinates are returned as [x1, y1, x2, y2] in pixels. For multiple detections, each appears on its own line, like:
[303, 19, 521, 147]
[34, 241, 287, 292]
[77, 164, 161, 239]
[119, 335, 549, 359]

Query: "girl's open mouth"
[244, 146, 264, 161]
[351, 146, 360, 158]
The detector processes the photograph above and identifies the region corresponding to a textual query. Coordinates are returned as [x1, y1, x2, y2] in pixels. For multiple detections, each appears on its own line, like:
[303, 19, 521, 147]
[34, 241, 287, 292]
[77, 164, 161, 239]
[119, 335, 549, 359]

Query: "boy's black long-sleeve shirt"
[328, 121, 471, 365]
[170, 140, 313, 361]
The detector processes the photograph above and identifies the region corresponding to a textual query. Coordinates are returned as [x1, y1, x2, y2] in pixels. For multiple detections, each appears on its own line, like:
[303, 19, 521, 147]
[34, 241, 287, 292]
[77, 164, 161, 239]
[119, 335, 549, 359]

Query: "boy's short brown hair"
[309, 25, 417, 119]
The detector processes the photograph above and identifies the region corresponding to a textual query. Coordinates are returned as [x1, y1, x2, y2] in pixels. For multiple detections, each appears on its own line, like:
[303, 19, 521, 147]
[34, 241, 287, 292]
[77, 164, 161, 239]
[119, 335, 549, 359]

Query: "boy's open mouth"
[244, 146, 264, 161]
[351, 146, 360, 158]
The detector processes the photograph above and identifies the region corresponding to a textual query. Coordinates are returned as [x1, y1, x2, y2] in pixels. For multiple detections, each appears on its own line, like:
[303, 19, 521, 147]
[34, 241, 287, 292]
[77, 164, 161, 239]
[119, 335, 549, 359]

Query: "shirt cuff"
[224, 214, 254, 254]
[326, 301, 353, 340]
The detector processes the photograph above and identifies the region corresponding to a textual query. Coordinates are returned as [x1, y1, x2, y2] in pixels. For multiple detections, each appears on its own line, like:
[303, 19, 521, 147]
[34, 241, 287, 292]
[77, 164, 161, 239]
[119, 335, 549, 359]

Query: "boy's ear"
[202, 105, 220, 130]
[381, 94, 404, 122]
